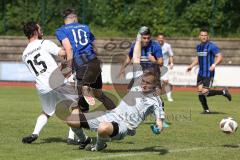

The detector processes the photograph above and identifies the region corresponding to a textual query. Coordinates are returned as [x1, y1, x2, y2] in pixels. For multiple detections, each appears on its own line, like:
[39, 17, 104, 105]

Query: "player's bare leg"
[86, 122, 113, 151]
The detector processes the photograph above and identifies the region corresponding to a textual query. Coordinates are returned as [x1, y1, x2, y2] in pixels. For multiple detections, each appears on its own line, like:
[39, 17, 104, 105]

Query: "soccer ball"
[219, 117, 238, 134]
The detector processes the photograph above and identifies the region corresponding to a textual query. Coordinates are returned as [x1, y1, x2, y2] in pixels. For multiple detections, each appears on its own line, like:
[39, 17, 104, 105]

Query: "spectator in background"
[118, 26, 163, 89]
[157, 33, 174, 102]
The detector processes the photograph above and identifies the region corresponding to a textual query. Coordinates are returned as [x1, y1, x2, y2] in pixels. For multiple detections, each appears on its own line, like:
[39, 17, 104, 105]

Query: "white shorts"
[38, 83, 78, 116]
[84, 111, 128, 140]
[161, 70, 170, 81]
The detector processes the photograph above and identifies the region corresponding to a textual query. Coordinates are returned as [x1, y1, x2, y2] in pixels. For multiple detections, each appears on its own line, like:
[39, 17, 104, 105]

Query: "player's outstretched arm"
[61, 38, 73, 63]
[209, 53, 223, 71]
[93, 41, 98, 54]
[169, 56, 174, 69]
[187, 56, 198, 72]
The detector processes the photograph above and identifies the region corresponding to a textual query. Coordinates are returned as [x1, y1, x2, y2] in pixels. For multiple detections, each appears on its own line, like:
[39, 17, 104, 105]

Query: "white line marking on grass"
[74, 147, 210, 160]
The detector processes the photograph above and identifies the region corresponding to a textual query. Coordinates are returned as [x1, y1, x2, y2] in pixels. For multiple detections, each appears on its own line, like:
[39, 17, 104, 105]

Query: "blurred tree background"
[0, 0, 240, 37]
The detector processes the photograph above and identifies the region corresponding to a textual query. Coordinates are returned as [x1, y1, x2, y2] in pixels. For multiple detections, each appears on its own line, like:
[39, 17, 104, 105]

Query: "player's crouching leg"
[85, 122, 113, 151]
[86, 121, 128, 152]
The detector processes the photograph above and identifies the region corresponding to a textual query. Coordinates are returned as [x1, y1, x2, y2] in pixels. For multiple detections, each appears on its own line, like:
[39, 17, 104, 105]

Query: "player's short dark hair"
[200, 27, 209, 33]
[157, 33, 165, 37]
[62, 8, 77, 19]
[23, 21, 39, 39]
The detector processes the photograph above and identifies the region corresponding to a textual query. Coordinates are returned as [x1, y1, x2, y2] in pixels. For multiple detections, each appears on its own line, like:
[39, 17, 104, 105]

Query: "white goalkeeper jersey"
[22, 39, 63, 94]
[112, 77, 165, 130]
[161, 42, 174, 67]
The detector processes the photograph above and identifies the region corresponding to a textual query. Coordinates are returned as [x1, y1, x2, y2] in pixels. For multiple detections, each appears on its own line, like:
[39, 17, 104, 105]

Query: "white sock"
[167, 91, 172, 99]
[68, 127, 75, 140]
[32, 114, 48, 135]
[71, 128, 87, 142]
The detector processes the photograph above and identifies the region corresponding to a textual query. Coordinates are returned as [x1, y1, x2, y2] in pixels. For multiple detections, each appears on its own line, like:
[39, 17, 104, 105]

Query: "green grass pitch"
[0, 86, 240, 160]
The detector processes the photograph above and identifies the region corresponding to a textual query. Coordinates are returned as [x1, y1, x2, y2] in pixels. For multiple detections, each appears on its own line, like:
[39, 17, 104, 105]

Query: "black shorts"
[76, 58, 103, 89]
[197, 76, 213, 88]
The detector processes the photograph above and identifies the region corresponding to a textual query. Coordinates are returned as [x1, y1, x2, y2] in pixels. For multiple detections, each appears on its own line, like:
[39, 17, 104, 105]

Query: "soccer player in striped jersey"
[118, 26, 163, 89]
[187, 28, 232, 114]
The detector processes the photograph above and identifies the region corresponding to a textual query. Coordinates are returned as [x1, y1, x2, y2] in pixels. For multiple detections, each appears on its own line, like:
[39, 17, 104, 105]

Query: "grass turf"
[0, 86, 240, 160]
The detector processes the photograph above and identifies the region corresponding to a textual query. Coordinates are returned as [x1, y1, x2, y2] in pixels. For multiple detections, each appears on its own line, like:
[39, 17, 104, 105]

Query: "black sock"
[198, 94, 209, 110]
[78, 96, 89, 112]
[97, 93, 116, 110]
[207, 90, 223, 97]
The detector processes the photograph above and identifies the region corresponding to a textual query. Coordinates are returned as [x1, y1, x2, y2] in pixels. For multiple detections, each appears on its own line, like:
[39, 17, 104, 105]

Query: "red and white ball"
[219, 117, 238, 134]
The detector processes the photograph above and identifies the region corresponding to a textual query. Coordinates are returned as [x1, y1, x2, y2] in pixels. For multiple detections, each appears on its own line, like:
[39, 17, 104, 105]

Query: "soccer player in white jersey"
[157, 33, 174, 102]
[65, 33, 165, 151]
[21, 21, 81, 144]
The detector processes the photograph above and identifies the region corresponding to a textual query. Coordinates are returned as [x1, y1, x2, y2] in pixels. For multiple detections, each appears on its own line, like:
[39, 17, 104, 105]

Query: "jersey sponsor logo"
[64, 24, 86, 29]
[197, 51, 207, 56]
[140, 52, 153, 62]
[140, 56, 149, 62]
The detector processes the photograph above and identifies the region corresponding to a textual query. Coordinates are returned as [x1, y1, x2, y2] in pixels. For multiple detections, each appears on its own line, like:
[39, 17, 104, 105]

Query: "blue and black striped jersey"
[129, 40, 162, 70]
[196, 41, 220, 77]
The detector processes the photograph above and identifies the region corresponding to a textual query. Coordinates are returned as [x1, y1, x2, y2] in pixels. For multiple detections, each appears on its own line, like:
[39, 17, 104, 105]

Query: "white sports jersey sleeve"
[42, 40, 61, 56]
[153, 96, 165, 119]
[167, 43, 174, 56]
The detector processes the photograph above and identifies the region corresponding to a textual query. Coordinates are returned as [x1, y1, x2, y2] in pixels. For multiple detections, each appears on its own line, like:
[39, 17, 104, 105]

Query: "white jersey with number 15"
[22, 40, 62, 94]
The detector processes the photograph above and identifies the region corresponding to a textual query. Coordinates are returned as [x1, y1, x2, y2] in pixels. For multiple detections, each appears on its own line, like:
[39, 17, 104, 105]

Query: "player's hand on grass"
[150, 124, 161, 135]
[151, 118, 165, 135]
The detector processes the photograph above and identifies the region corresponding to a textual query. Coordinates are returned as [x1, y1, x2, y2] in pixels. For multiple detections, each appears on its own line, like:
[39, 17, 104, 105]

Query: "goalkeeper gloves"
[150, 124, 161, 135]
